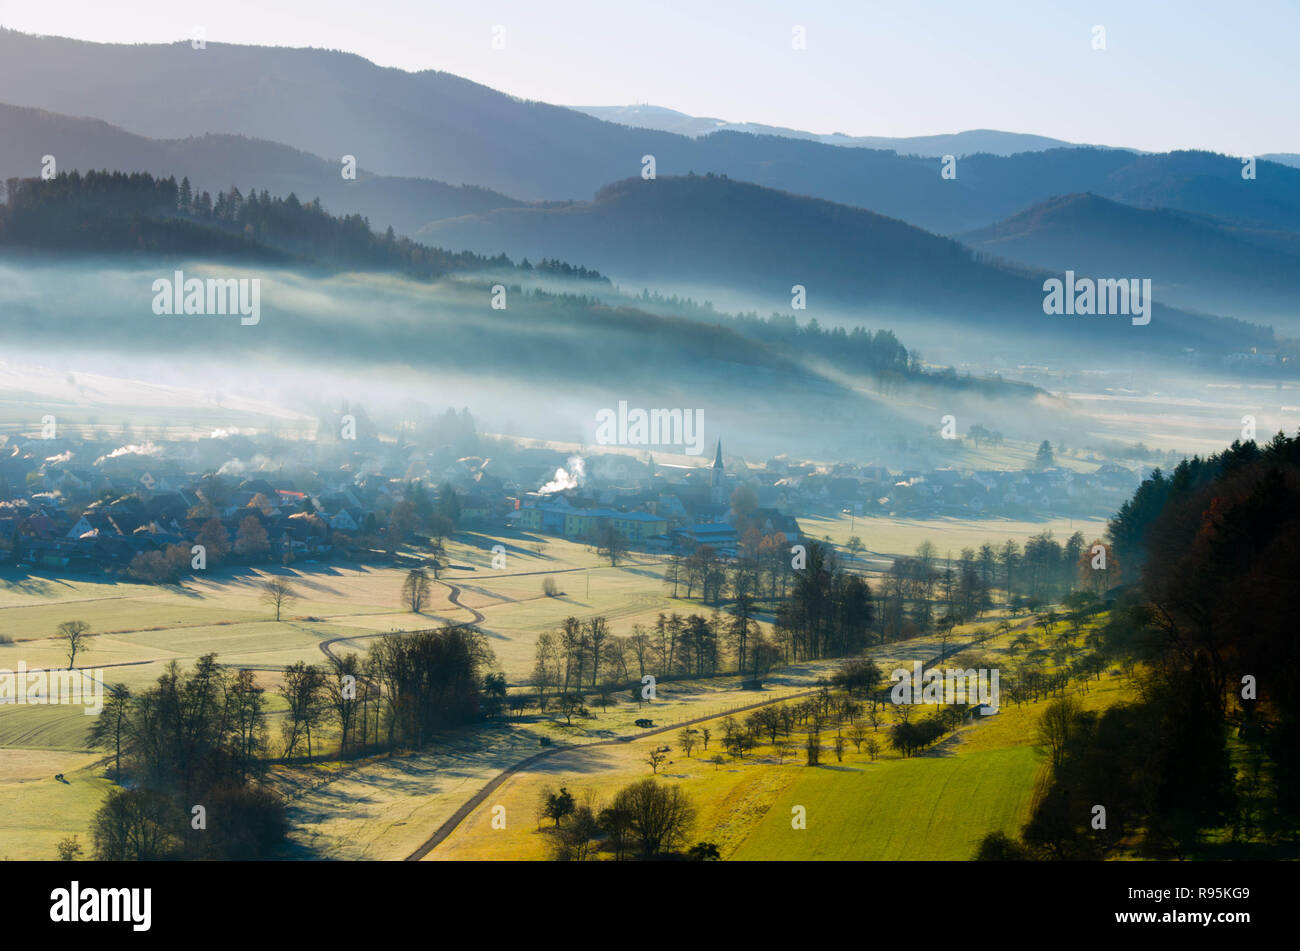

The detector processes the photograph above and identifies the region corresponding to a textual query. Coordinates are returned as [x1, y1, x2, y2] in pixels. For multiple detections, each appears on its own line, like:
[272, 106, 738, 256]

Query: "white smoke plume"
[538, 455, 586, 495]
[95, 442, 162, 465]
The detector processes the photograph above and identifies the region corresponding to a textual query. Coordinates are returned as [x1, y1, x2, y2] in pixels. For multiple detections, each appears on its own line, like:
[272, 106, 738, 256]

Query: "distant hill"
[571, 105, 1096, 156]
[958, 193, 1300, 328]
[0, 171, 1040, 457]
[419, 174, 1276, 357]
[0, 169, 1029, 397]
[0, 29, 670, 202]
[0, 102, 522, 237]
[0, 169, 563, 282]
[1262, 154, 1300, 170]
[3, 31, 1299, 235]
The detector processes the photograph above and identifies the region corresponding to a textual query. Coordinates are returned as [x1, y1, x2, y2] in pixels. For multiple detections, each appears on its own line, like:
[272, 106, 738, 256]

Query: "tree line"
[0, 170, 600, 284]
[981, 432, 1300, 859]
[877, 532, 1117, 641]
[86, 624, 503, 859]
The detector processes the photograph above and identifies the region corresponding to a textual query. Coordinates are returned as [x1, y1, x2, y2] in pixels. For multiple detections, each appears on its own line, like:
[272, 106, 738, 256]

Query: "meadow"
[0, 532, 680, 858]
[802, 513, 1111, 570]
[427, 613, 1129, 862]
[0, 514, 1124, 861]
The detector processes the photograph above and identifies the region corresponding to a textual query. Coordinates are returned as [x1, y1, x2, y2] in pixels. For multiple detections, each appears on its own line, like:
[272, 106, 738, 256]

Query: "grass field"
[802, 513, 1111, 564]
[731, 675, 1129, 861]
[428, 619, 1131, 861]
[731, 745, 1040, 860]
[1, 513, 1129, 861]
[0, 748, 110, 860]
[0, 532, 685, 856]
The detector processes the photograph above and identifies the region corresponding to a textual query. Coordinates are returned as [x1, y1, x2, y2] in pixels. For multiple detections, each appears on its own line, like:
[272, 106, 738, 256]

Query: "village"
[0, 408, 1146, 577]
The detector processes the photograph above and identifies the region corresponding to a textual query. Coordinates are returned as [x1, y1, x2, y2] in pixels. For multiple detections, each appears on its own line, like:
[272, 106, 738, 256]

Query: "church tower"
[710, 440, 726, 503]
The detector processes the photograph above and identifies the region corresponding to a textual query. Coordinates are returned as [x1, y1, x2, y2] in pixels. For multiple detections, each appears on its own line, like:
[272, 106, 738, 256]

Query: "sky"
[1, 0, 1296, 155]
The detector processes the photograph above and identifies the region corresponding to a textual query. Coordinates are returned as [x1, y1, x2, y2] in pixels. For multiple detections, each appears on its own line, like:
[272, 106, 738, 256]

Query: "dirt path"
[316, 579, 486, 662]
[442, 580, 485, 624]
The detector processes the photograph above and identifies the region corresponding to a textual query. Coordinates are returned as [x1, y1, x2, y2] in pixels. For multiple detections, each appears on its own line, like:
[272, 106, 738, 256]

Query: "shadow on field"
[522, 746, 623, 775]
[455, 584, 513, 603]
[460, 530, 559, 563]
[267, 566, 346, 596]
[295, 749, 510, 808]
[0, 570, 76, 595]
[211, 566, 346, 597]
[618, 566, 662, 579]
[917, 737, 961, 758]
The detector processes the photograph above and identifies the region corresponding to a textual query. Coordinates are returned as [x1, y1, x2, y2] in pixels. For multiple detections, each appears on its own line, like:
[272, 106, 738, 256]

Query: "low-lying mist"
[0, 253, 1254, 468]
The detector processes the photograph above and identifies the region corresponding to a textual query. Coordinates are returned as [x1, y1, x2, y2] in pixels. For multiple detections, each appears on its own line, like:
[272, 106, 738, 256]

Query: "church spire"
[712, 440, 723, 470]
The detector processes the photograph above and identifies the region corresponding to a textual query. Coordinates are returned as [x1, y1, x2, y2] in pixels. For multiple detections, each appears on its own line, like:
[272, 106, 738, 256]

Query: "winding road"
[317, 579, 485, 662]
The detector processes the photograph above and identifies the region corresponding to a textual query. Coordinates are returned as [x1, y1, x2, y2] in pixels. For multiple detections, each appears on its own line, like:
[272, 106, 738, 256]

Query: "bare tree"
[85, 682, 131, 779]
[848, 722, 869, 752]
[865, 699, 884, 732]
[326, 653, 361, 755]
[57, 620, 94, 668]
[677, 728, 698, 758]
[386, 500, 416, 555]
[647, 747, 667, 774]
[586, 616, 610, 688]
[556, 692, 584, 726]
[611, 778, 696, 858]
[261, 578, 298, 622]
[538, 786, 575, 828]
[279, 661, 326, 760]
[549, 803, 602, 861]
[55, 835, 84, 861]
[805, 730, 821, 766]
[227, 668, 267, 780]
[628, 625, 652, 677]
[1035, 696, 1083, 770]
[402, 567, 432, 613]
[596, 522, 626, 567]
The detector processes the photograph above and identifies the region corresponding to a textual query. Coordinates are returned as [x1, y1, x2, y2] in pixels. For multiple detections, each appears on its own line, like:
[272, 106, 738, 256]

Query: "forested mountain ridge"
[958, 193, 1300, 326]
[420, 173, 1281, 357]
[3, 31, 1300, 235]
[0, 170, 597, 281]
[0, 101, 525, 238]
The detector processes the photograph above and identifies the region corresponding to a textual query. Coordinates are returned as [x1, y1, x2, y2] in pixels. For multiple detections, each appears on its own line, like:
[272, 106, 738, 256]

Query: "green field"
[731, 744, 1039, 861]
[0, 749, 111, 860]
[729, 662, 1130, 861]
[802, 513, 1111, 563]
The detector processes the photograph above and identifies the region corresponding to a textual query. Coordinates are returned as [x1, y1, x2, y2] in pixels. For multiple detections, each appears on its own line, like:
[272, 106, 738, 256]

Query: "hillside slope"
[3, 31, 1299, 235]
[420, 174, 1277, 357]
[0, 102, 522, 236]
[958, 193, 1300, 327]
